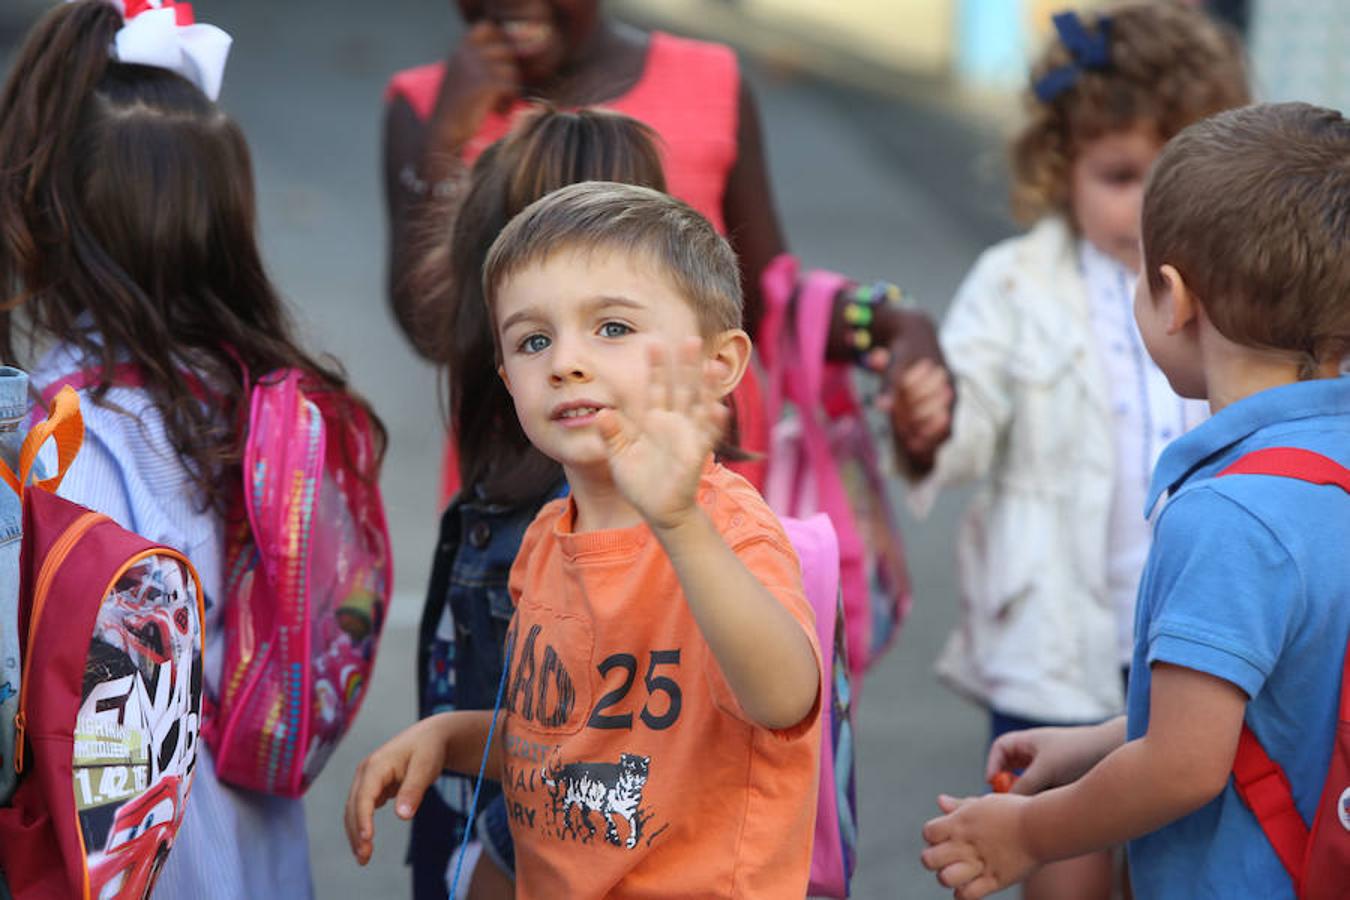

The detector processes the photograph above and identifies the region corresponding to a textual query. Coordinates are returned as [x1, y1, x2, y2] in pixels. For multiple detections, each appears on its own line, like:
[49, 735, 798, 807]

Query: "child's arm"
[921, 664, 1246, 897]
[655, 505, 820, 730]
[596, 339, 820, 731]
[720, 80, 948, 423]
[345, 710, 498, 866]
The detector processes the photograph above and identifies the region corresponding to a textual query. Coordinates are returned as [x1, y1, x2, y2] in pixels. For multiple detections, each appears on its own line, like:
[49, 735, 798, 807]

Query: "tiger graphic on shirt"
[541, 752, 651, 849]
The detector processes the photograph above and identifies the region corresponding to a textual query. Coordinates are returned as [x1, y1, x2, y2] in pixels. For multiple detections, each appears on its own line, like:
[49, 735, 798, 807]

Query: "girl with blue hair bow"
[889, 4, 1248, 897]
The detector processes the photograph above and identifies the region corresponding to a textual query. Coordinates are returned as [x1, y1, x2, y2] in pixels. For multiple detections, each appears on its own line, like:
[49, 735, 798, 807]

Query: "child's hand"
[595, 338, 728, 531]
[433, 22, 520, 150]
[921, 793, 1037, 898]
[881, 358, 954, 466]
[988, 722, 1123, 796]
[344, 715, 455, 866]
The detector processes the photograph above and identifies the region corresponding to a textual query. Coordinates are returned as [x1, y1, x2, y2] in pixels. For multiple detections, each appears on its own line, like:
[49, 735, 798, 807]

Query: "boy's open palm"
[595, 338, 728, 530]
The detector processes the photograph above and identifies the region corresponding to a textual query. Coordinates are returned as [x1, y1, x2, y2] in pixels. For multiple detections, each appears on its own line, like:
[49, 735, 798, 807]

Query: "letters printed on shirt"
[499, 615, 677, 853]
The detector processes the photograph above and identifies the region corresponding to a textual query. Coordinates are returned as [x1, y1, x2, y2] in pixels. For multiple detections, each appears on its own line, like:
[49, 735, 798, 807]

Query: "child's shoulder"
[699, 463, 792, 551]
[966, 216, 1075, 287]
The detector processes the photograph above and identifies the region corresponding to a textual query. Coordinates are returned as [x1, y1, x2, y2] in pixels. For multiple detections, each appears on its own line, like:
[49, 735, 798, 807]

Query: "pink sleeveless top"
[385, 31, 740, 233]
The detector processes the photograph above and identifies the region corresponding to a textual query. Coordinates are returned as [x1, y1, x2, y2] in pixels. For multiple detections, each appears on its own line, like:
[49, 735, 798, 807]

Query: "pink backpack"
[41, 364, 393, 797]
[780, 514, 857, 898]
[759, 254, 913, 687]
[209, 369, 392, 796]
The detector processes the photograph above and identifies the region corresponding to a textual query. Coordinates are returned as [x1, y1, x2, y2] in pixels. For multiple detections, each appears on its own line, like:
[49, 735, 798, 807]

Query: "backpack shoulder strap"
[1219, 446, 1350, 891]
[1219, 446, 1350, 490]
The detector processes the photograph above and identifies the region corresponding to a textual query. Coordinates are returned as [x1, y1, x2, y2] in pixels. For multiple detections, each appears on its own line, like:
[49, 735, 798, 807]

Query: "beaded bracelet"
[842, 280, 911, 363]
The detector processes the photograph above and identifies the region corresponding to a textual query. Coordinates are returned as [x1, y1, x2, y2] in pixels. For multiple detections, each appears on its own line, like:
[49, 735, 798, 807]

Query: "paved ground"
[2, 3, 1018, 897]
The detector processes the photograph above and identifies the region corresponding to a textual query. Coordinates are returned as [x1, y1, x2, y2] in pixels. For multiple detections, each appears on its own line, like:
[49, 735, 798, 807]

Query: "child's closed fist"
[884, 358, 954, 465]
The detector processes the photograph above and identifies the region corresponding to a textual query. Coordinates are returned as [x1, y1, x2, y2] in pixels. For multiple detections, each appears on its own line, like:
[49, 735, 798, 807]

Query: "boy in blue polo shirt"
[920, 101, 1350, 898]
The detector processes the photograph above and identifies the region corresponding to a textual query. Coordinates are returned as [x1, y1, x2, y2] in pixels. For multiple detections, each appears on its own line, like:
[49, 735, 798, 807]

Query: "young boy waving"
[922, 102, 1350, 899]
[347, 182, 823, 897]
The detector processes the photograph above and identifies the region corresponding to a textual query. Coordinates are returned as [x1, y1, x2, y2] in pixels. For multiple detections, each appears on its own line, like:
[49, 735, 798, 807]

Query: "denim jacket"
[409, 480, 564, 896]
[0, 368, 33, 805]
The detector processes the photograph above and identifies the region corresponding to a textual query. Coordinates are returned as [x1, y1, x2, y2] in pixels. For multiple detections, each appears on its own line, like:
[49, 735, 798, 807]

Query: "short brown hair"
[482, 181, 743, 336]
[1011, 2, 1249, 223]
[1142, 102, 1350, 371]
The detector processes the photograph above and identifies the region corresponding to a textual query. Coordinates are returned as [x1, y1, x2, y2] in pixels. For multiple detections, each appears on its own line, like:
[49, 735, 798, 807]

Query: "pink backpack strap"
[758, 253, 798, 423]
[1218, 446, 1350, 891]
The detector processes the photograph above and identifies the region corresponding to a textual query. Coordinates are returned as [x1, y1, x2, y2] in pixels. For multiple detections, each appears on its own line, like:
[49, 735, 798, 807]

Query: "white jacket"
[910, 218, 1202, 722]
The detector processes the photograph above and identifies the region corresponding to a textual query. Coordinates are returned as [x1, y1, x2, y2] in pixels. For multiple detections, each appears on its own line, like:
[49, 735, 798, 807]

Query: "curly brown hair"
[1010, 2, 1249, 225]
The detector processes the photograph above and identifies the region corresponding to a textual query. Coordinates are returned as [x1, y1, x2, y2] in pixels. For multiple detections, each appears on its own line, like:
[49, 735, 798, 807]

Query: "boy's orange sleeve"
[704, 533, 824, 740]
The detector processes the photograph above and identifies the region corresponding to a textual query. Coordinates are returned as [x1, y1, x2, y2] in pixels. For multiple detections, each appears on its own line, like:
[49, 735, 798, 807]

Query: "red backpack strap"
[1231, 726, 1311, 890]
[1219, 447, 1350, 890]
[1219, 446, 1350, 490]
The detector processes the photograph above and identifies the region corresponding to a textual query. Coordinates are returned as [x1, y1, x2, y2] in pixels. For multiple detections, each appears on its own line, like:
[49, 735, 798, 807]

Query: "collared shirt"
[1080, 240, 1200, 663]
[1126, 376, 1350, 898]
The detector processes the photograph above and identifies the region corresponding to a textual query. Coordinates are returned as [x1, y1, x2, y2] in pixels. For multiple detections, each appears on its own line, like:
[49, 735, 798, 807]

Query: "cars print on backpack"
[0, 387, 206, 900]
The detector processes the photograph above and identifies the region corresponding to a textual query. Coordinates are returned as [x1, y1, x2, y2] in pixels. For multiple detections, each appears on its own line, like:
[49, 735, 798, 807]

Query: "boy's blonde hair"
[1011, 2, 1249, 224]
[1142, 102, 1350, 373]
[482, 181, 743, 337]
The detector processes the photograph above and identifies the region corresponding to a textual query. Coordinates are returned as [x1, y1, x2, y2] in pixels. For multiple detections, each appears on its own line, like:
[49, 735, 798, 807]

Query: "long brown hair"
[411, 106, 666, 503]
[0, 1, 384, 511]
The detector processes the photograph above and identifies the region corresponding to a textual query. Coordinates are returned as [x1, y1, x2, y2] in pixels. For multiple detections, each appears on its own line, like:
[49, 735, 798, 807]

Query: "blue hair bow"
[1033, 11, 1113, 103]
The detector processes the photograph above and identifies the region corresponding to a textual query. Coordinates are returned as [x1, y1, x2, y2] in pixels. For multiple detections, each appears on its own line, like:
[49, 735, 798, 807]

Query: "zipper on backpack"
[14, 510, 105, 774]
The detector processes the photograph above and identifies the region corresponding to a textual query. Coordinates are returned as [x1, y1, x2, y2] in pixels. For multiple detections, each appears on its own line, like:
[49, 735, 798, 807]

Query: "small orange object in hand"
[989, 771, 1018, 794]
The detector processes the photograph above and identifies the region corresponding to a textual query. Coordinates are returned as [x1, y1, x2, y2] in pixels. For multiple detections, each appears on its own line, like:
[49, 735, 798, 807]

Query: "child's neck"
[1202, 329, 1342, 414]
[564, 465, 645, 533]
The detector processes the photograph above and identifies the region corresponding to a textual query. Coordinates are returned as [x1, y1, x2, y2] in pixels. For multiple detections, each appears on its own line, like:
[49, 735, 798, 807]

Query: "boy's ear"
[706, 329, 752, 399]
[1159, 264, 1200, 335]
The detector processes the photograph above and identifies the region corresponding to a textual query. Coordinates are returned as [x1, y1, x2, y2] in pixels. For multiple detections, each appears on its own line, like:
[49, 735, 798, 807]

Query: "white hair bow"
[108, 0, 233, 101]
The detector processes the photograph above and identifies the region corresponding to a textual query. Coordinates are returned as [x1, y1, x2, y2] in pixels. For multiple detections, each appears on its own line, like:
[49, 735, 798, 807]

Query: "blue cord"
[448, 633, 515, 898]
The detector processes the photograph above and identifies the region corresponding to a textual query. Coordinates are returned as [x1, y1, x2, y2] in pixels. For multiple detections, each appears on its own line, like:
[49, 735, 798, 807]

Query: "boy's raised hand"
[921, 793, 1037, 898]
[595, 338, 728, 531]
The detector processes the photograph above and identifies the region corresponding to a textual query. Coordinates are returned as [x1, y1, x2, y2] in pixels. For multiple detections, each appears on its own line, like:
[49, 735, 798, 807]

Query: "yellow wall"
[742, 0, 955, 74]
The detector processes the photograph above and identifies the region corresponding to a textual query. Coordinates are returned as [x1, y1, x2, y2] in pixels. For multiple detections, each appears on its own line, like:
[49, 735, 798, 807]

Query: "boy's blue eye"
[518, 334, 551, 354]
[599, 322, 633, 338]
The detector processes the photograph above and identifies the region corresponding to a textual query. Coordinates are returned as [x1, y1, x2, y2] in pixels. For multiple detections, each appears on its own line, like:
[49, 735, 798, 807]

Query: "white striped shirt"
[35, 343, 312, 900]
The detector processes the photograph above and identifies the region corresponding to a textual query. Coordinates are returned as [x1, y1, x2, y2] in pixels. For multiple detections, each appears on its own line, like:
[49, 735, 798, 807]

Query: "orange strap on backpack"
[1219, 446, 1350, 897]
[0, 386, 83, 497]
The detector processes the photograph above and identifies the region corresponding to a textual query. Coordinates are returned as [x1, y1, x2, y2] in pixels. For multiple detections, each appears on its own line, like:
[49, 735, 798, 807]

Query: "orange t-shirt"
[501, 463, 822, 898]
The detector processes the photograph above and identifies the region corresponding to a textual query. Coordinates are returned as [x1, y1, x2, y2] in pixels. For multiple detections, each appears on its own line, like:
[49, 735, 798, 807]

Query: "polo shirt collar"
[1145, 376, 1350, 515]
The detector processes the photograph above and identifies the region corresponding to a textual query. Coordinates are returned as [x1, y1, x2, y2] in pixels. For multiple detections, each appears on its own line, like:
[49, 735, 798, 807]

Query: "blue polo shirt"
[1126, 376, 1350, 898]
